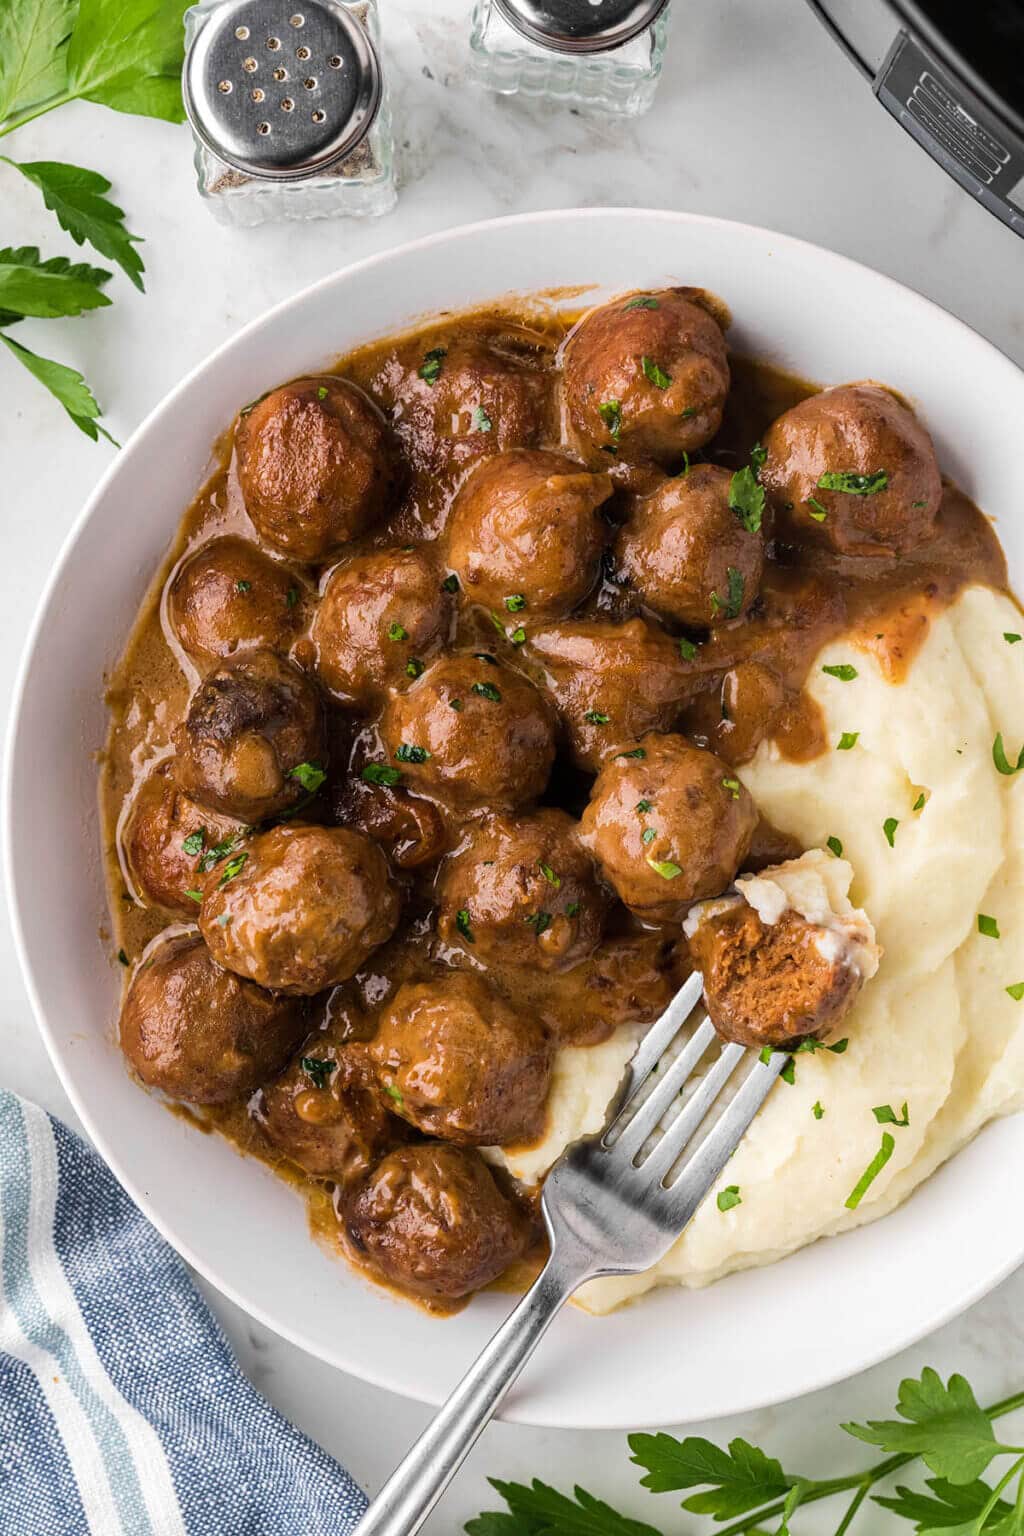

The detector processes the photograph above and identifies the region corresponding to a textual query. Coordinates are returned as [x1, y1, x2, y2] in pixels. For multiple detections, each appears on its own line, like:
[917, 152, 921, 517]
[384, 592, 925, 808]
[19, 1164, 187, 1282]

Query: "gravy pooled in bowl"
[101, 287, 1022, 1313]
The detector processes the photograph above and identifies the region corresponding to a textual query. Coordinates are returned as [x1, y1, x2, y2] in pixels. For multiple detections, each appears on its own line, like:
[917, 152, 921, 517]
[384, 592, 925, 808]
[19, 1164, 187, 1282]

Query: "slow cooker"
[806, 0, 1024, 237]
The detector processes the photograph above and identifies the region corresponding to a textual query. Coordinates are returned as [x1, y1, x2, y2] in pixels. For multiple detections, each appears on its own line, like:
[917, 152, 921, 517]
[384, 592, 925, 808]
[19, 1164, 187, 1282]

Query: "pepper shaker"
[469, 0, 672, 117]
[183, 0, 396, 225]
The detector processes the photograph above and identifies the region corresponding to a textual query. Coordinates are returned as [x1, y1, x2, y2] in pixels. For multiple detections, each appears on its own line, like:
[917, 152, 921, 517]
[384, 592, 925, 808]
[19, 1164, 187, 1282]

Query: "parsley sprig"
[0, 0, 189, 437]
[467, 1369, 1024, 1536]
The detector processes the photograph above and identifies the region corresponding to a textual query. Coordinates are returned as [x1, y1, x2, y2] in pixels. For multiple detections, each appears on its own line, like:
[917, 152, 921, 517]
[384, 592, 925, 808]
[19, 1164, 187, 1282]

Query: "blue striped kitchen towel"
[0, 1089, 369, 1536]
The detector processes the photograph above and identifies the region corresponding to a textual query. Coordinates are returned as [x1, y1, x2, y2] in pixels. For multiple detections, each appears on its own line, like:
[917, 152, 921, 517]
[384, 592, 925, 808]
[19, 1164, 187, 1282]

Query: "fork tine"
[622, 970, 704, 1091]
[641, 1040, 746, 1182]
[664, 1051, 786, 1226]
[609, 1016, 716, 1161]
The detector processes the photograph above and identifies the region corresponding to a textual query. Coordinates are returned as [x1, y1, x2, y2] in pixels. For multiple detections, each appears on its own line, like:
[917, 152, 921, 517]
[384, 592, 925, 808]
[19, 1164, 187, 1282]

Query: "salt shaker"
[182, 0, 396, 226]
[469, 0, 672, 117]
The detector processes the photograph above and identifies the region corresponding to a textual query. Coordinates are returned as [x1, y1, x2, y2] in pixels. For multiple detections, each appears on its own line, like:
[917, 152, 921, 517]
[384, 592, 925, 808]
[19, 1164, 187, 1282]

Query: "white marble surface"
[3, 0, 1024, 1529]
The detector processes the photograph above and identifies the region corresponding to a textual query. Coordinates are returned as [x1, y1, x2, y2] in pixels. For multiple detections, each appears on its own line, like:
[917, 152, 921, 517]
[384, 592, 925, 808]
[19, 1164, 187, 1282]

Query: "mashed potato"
[492, 586, 1024, 1313]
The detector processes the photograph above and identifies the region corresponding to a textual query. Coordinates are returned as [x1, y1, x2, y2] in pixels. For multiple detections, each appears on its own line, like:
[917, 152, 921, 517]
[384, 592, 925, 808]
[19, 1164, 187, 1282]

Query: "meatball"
[435, 809, 609, 971]
[175, 648, 326, 823]
[370, 973, 552, 1145]
[255, 1031, 398, 1183]
[579, 732, 758, 920]
[526, 618, 696, 772]
[235, 377, 395, 562]
[332, 774, 447, 869]
[563, 289, 729, 469]
[312, 547, 452, 706]
[119, 933, 306, 1104]
[683, 660, 787, 767]
[447, 449, 612, 620]
[373, 335, 551, 490]
[167, 536, 307, 666]
[120, 762, 246, 918]
[344, 1143, 529, 1301]
[199, 824, 400, 995]
[378, 652, 556, 812]
[761, 384, 942, 555]
[614, 464, 763, 627]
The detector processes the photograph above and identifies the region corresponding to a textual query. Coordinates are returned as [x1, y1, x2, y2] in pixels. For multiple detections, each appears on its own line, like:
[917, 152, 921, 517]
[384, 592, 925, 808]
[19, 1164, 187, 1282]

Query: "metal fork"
[353, 970, 787, 1536]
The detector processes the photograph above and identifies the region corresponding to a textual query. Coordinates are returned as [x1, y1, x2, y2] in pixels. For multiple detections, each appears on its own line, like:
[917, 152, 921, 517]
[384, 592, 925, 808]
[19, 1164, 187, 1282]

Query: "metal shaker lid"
[183, 0, 381, 180]
[493, 0, 669, 54]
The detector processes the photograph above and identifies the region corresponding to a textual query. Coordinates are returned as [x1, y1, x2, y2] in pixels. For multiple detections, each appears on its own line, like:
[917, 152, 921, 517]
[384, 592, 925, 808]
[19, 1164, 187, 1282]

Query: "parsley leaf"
[65, 0, 188, 122]
[387, 621, 408, 642]
[598, 399, 622, 440]
[0, 245, 112, 317]
[0, 0, 75, 123]
[845, 1132, 895, 1209]
[504, 593, 526, 612]
[472, 681, 502, 703]
[418, 346, 446, 385]
[395, 744, 429, 763]
[1007, 982, 1024, 1002]
[873, 1101, 910, 1127]
[362, 762, 401, 787]
[525, 911, 552, 937]
[4, 159, 144, 288]
[837, 731, 860, 751]
[806, 497, 829, 522]
[584, 709, 610, 724]
[823, 663, 858, 681]
[538, 862, 561, 888]
[182, 829, 206, 858]
[456, 908, 475, 944]
[843, 1370, 1014, 1484]
[290, 761, 325, 794]
[300, 1056, 335, 1090]
[717, 1185, 742, 1212]
[441, 573, 460, 593]
[629, 1432, 793, 1519]
[883, 816, 899, 847]
[469, 1477, 662, 1536]
[826, 835, 843, 858]
[641, 355, 671, 390]
[818, 469, 889, 495]
[471, 404, 492, 432]
[978, 914, 1001, 939]
[0, 330, 115, 440]
[646, 857, 682, 880]
[710, 567, 745, 620]
[624, 296, 659, 310]
[875, 1475, 1016, 1533]
[217, 852, 248, 887]
[1004, 633, 1022, 645]
[993, 733, 1024, 776]
[678, 636, 697, 662]
[728, 465, 765, 533]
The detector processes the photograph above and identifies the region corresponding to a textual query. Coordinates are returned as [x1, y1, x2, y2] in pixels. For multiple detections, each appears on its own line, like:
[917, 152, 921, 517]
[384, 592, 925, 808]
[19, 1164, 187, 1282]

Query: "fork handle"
[352, 1253, 588, 1536]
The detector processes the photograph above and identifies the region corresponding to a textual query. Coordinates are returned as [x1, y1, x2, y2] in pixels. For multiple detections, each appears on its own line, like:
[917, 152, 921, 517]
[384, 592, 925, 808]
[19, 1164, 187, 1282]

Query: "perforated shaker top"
[493, 0, 668, 54]
[183, 0, 381, 179]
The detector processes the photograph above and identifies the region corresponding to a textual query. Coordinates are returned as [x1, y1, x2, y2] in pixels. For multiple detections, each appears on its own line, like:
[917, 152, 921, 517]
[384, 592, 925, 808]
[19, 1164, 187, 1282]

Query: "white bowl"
[7, 209, 1024, 1430]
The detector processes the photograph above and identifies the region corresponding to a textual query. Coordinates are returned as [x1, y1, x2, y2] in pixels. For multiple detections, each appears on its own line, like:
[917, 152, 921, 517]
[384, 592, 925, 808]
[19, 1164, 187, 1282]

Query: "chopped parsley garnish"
[384, 1084, 404, 1106]
[504, 593, 527, 612]
[362, 762, 402, 787]
[584, 709, 609, 724]
[681, 407, 697, 419]
[598, 399, 622, 439]
[728, 465, 765, 533]
[1004, 632, 1022, 644]
[286, 586, 299, 608]
[993, 733, 1024, 776]
[1007, 982, 1024, 1001]
[794, 1037, 849, 1055]
[758, 1046, 775, 1066]
[822, 663, 858, 681]
[538, 862, 561, 888]
[449, 698, 463, 710]
[566, 901, 581, 918]
[642, 827, 656, 845]
[641, 355, 672, 390]
[301, 1056, 335, 1090]
[616, 747, 646, 760]
[716, 1186, 742, 1213]
[722, 777, 741, 800]
[406, 657, 424, 679]
[196, 833, 243, 875]
[236, 579, 251, 594]
[780, 1058, 796, 1085]
[182, 829, 206, 858]
[525, 911, 552, 936]
[418, 346, 446, 385]
[978, 913, 1001, 939]
[441, 573, 460, 593]
[812, 1100, 825, 1120]
[678, 636, 698, 662]
[826, 835, 843, 858]
[913, 792, 926, 812]
[710, 567, 745, 620]
[883, 817, 899, 848]
[624, 296, 659, 310]
[837, 731, 860, 751]
[873, 1102, 910, 1127]
[635, 799, 652, 814]
[678, 451, 690, 477]
[845, 1132, 895, 1209]
[488, 610, 508, 638]
[395, 744, 429, 763]
[509, 627, 526, 646]
[387, 621, 408, 642]
[818, 469, 889, 496]
[117, 948, 129, 966]
[218, 853, 248, 887]
[471, 404, 492, 433]
[472, 681, 502, 703]
[806, 497, 829, 522]
[185, 888, 203, 904]
[316, 385, 328, 401]
[456, 908, 475, 944]
[290, 761, 325, 794]
[750, 441, 767, 472]
[646, 856, 682, 879]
